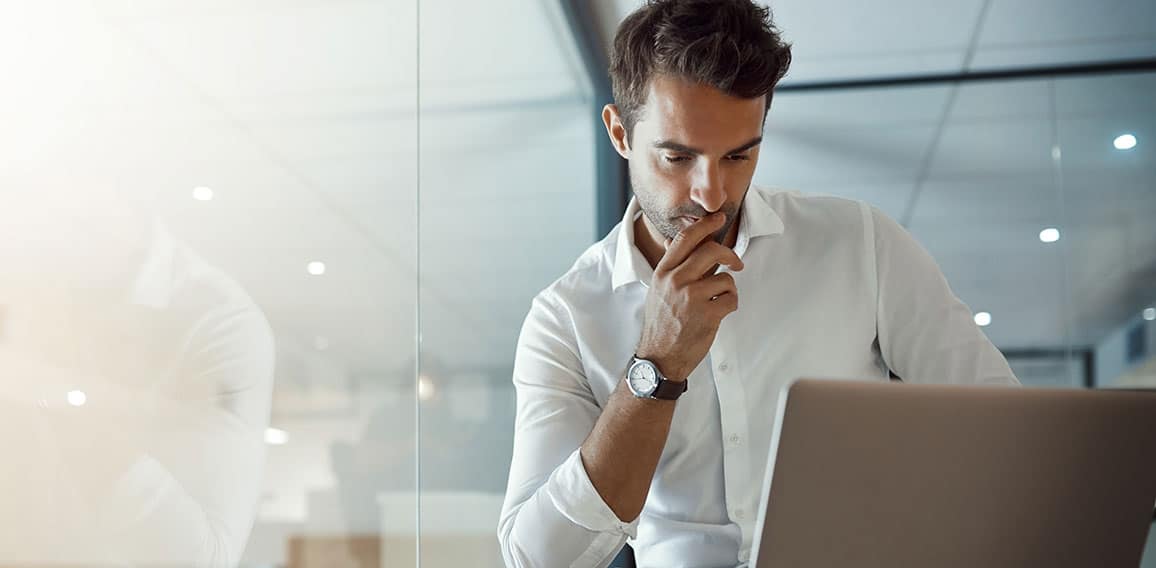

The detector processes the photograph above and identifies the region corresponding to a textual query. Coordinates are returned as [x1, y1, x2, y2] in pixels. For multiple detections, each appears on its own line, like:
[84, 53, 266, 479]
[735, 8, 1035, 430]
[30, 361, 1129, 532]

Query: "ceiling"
[609, 0, 1156, 82]
[0, 0, 1153, 401]
[0, 0, 597, 396]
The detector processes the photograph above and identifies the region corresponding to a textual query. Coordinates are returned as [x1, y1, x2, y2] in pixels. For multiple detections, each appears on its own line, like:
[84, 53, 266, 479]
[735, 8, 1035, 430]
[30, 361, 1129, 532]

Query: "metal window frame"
[558, 0, 631, 239]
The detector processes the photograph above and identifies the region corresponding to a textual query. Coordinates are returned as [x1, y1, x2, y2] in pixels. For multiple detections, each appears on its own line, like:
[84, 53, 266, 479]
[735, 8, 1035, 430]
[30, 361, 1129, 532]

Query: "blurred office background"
[0, 0, 1152, 566]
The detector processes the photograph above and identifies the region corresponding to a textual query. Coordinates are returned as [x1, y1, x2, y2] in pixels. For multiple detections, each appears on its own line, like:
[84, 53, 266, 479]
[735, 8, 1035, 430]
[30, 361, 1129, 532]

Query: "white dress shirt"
[498, 186, 1019, 568]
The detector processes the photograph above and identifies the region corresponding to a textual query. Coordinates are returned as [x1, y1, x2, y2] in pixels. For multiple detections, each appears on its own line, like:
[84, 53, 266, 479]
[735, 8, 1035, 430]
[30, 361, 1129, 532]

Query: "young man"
[499, 1, 1018, 566]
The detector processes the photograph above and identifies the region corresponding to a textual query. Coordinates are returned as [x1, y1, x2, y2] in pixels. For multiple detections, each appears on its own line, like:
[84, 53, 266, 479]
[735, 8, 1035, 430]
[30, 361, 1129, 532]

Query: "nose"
[689, 160, 726, 213]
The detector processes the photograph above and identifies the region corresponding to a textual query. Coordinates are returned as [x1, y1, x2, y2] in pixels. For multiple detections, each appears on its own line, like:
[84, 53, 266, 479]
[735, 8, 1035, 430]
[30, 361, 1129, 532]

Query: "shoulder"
[167, 242, 276, 369]
[748, 185, 881, 248]
[754, 185, 873, 224]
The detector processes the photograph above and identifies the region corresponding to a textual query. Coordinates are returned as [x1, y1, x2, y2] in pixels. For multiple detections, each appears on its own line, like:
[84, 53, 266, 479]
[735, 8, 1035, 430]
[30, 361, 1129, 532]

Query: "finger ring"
[709, 295, 720, 301]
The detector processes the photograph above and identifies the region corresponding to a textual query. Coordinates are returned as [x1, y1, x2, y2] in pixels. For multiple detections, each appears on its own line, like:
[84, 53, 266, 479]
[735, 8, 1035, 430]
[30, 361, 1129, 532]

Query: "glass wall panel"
[415, 1, 596, 566]
[0, 1, 419, 566]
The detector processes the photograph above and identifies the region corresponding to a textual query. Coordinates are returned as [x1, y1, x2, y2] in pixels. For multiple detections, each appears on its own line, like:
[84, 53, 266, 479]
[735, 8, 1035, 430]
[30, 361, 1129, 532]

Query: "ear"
[602, 104, 631, 159]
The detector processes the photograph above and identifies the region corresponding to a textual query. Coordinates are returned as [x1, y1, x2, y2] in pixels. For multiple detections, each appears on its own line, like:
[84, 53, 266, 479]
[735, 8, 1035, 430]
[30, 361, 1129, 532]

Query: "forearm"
[575, 212, 738, 522]
[580, 379, 680, 522]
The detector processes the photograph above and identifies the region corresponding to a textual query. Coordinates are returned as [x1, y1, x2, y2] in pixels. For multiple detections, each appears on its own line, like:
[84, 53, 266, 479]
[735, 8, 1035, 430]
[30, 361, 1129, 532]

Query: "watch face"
[629, 361, 658, 395]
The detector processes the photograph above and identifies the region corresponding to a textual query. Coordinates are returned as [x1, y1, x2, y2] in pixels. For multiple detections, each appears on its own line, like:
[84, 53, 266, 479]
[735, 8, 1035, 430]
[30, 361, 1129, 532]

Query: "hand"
[636, 212, 743, 381]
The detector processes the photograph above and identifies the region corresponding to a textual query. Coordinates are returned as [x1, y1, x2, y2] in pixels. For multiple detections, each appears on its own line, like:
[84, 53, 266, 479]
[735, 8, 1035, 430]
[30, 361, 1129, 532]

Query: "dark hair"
[609, 0, 792, 139]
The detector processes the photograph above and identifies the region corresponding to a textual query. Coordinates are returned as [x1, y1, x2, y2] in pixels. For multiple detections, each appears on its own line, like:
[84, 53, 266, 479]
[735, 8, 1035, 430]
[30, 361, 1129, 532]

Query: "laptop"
[750, 379, 1156, 568]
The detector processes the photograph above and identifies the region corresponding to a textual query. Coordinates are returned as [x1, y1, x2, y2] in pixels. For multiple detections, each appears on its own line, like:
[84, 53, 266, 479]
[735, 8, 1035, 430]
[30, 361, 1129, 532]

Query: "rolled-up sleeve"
[498, 292, 637, 568]
[866, 204, 1020, 386]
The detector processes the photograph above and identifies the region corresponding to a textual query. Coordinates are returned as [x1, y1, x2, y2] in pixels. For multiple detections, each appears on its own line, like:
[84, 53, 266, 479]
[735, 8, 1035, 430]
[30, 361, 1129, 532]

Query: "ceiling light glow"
[1114, 134, 1137, 150]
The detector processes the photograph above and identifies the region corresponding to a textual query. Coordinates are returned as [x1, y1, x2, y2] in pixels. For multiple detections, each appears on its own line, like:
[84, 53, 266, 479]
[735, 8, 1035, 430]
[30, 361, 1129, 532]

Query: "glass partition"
[415, 1, 597, 566]
[0, 1, 419, 566]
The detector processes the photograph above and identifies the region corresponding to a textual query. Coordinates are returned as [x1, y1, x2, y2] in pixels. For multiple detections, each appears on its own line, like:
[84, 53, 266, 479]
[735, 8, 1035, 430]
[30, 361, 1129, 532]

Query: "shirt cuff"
[546, 449, 640, 540]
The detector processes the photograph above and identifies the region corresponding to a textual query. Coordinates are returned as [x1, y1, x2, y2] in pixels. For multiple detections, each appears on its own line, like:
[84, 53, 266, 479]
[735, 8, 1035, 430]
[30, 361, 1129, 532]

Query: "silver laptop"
[750, 379, 1156, 568]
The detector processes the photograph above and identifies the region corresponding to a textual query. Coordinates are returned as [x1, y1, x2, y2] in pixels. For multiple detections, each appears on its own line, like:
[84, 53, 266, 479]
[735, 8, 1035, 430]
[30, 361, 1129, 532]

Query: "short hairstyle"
[608, 0, 792, 139]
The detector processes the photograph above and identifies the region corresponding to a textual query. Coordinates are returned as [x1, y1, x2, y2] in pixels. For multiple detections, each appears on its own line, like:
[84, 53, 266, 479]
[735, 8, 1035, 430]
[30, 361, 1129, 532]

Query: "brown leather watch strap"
[652, 378, 688, 400]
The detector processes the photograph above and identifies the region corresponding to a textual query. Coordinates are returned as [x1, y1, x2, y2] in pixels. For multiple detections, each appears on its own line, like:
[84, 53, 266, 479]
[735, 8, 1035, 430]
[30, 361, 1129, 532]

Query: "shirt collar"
[611, 199, 654, 291]
[611, 186, 786, 291]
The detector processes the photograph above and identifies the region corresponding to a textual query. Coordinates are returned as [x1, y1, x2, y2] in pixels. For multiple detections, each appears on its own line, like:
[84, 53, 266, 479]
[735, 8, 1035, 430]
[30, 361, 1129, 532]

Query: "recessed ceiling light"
[418, 374, 436, 401]
[974, 312, 992, 327]
[67, 390, 87, 407]
[1113, 134, 1137, 151]
[192, 186, 214, 201]
[264, 428, 289, 445]
[1039, 227, 1060, 243]
[307, 261, 326, 276]
[1144, 307, 1156, 321]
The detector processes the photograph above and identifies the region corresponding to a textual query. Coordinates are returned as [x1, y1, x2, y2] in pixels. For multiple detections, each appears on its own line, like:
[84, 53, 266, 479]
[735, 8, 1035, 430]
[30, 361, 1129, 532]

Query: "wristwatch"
[626, 356, 687, 400]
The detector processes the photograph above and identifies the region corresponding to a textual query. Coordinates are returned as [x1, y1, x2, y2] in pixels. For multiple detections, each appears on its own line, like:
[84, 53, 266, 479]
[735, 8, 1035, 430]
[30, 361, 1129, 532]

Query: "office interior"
[0, 0, 1153, 566]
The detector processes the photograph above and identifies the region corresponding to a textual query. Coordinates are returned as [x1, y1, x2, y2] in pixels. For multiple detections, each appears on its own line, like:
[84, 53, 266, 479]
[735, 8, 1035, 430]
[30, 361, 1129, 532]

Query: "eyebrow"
[652, 136, 764, 156]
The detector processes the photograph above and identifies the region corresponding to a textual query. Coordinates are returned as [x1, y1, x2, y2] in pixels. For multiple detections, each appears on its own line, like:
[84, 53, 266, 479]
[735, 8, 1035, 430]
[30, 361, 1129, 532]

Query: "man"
[498, 1, 1018, 566]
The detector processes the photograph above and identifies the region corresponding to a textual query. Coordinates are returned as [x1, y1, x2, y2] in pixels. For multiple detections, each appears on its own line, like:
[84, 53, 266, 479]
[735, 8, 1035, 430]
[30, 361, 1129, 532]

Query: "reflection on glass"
[1, 0, 421, 565]
[0, 194, 273, 566]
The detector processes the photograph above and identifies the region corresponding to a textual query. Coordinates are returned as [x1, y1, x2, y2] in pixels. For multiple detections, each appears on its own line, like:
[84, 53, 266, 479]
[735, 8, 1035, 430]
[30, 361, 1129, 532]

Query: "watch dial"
[630, 362, 657, 393]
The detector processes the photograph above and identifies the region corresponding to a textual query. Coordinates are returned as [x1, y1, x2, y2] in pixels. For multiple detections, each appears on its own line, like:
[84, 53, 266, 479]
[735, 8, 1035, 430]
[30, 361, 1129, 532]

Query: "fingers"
[709, 291, 739, 315]
[689, 272, 739, 316]
[670, 241, 743, 284]
[691, 272, 737, 301]
[655, 212, 727, 273]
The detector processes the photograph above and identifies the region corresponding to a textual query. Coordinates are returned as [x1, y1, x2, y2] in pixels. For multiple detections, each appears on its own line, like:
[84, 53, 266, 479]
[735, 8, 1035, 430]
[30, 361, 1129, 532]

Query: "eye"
[664, 155, 690, 163]
[725, 154, 751, 161]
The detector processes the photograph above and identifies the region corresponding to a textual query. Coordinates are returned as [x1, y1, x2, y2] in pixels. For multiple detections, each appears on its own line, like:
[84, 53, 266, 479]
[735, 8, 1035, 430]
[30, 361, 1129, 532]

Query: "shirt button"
[733, 508, 745, 520]
[729, 433, 742, 445]
[718, 362, 729, 372]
